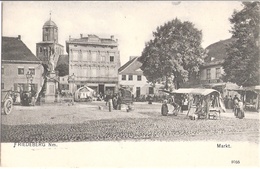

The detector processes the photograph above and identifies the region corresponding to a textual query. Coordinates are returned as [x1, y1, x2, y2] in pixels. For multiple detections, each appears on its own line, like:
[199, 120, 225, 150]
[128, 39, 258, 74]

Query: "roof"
[2, 36, 41, 62]
[118, 57, 138, 73]
[43, 19, 57, 28]
[66, 34, 118, 46]
[205, 38, 234, 62]
[166, 88, 220, 96]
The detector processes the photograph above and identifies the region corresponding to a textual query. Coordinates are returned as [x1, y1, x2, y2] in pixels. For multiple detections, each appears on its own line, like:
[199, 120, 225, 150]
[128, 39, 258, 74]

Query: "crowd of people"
[223, 95, 240, 109]
[161, 94, 224, 118]
[103, 93, 123, 111]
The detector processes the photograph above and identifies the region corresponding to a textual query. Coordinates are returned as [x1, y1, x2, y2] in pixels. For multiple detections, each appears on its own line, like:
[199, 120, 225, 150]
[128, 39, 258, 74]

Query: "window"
[101, 55, 105, 62]
[2, 67, 4, 75]
[18, 68, 24, 75]
[137, 75, 142, 81]
[122, 75, 126, 80]
[216, 68, 221, 79]
[29, 68, 35, 75]
[39, 47, 42, 52]
[1, 83, 4, 89]
[78, 50, 82, 61]
[206, 69, 211, 80]
[149, 87, 154, 94]
[91, 67, 97, 77]
[128, 75, 133, 81]
[110, 56, 114, 62]
[92, 52, 97, 61]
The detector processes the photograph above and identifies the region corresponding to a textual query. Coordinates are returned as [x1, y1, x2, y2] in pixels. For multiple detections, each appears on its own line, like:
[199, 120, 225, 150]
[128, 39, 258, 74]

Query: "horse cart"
[1, 90, 14, 115]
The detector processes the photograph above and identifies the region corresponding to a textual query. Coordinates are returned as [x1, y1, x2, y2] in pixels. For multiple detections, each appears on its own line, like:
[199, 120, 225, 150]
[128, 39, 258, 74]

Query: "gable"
[120, 58, 143, 75]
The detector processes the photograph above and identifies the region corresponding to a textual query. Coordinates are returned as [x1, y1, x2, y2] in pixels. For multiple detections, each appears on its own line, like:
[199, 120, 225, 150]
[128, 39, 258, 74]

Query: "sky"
[2, 1, 243, 65]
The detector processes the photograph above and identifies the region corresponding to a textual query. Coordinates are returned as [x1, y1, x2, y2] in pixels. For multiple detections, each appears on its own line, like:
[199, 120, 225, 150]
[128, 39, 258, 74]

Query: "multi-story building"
[36, 17, 64, 69]
[200, 38, 239, 95]
[2, 36, 44, 97]
[66, 34, 121, 95]
[118, 56, 163, 98]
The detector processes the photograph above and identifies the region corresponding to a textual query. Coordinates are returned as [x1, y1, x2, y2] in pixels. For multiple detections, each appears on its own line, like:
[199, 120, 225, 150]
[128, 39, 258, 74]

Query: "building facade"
[36, 18, 64, 69]
[118, 56, 163, 98]
[199, 38, 239, 96]
[2, 36, 44, 98]
[66, 34, 121, 95]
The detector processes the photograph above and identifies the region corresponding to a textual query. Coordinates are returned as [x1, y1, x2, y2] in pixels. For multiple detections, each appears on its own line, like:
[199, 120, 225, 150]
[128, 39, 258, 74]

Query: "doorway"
[98, 84, 104, 96]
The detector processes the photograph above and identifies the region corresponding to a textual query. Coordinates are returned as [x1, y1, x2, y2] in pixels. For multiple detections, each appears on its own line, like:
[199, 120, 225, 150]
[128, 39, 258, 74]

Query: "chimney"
[69, 35, 71, 40]
[111, 35, 114, 40]
[80, 34, 83, 38]
[18, 35, 21, 40]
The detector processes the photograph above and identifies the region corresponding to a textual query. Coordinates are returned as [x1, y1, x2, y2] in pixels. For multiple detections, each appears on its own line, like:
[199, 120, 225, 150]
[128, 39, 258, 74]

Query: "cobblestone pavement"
[2, 101, 259, 143]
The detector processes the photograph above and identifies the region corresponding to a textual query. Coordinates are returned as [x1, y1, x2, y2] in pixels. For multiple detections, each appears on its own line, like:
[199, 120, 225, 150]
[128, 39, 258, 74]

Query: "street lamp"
[68, 73, 76, 93]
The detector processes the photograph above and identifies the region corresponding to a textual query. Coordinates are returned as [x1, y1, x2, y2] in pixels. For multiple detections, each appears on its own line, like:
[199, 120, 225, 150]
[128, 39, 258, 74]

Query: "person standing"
[224, 95, 228, 109]
[117, 94, 122, 110]
[112, 94, 118, 110]
[228, 96, 233, 109]
[107, 92, 113, 112]
[161, 100, 168, 116]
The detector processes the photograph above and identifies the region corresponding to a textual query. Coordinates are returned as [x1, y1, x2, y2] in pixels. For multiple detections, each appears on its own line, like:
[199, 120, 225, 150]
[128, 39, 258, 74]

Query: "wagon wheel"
[3, 98, 13, 115]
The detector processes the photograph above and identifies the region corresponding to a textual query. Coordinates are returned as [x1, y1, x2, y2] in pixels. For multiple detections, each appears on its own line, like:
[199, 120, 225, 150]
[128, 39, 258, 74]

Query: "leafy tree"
[139, 18, 205, 90]
[223, 2, 260, 87]
[55, 63, 69, 77]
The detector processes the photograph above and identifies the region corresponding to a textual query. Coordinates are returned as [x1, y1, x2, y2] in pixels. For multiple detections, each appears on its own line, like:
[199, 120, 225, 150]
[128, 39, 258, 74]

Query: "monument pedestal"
[44, 72, 57, 103]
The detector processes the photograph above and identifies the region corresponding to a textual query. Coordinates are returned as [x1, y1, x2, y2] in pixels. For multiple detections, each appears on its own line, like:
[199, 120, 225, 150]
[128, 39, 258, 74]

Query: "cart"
[1, 90, 14, 115]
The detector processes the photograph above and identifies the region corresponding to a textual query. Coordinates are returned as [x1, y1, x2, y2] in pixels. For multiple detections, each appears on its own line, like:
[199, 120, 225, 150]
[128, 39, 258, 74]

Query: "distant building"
[66, 34, 121, 95]
[200, 38, 239, 95]
[118, 56, 163, 98]
[2, 36, 44, 94]
[36, 17, 64, 69]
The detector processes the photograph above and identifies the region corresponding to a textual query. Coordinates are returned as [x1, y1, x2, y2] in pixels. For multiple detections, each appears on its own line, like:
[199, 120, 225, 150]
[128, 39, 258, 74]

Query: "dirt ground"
[2, 101, 259, 125]
[2, 101, 259, 143]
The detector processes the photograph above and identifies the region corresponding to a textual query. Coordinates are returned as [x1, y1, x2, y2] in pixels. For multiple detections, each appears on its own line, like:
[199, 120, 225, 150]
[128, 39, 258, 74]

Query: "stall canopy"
[171, 88, 220, 96]
[244, 85, 260, 92]
[74, 86, 95, 101]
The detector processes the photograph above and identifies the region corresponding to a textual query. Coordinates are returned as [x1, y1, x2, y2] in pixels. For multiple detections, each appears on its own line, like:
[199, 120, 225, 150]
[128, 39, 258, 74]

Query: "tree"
[223, 2, 260, 87]
[139, 18, 205, 90]
[55, 63, 69, 77]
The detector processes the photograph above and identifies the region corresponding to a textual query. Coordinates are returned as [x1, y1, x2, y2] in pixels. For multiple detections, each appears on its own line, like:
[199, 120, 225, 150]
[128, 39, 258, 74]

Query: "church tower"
[36, 14, 64, 70]
[36, 14, 64, 103]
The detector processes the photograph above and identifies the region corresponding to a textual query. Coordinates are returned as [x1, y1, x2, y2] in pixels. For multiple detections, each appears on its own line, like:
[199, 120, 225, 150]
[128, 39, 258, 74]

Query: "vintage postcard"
[1, 1, 259, 168]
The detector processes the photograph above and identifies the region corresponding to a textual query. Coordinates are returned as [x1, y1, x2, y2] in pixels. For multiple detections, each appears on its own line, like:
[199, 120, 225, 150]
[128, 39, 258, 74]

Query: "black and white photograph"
[1, 1, 259, 167]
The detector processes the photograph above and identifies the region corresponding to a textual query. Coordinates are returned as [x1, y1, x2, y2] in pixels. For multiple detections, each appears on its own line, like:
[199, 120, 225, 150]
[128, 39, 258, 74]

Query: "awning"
[171, 88, 219, 96]
[225, 82, 241, 91]
[160, 88, 220, 96]
[244, 85, 260, 91]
